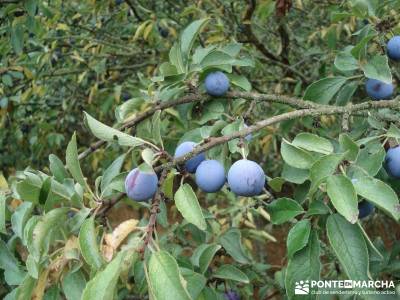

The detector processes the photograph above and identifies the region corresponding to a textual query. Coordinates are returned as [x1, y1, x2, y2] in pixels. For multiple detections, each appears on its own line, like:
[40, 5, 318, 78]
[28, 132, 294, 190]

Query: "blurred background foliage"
[4, 0, 399, 174]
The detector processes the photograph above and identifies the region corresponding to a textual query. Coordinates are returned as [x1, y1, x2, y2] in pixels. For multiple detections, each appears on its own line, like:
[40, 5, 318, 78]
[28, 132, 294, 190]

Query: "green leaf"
[336, 82, 358, 106]
[180, 269, 207, 300]
[11, 24, 24, 54]
[334, 47, 359, 71]
[267, 198, 304, 224]
[326, 214, 369, 280]
[327, 175, 358, 223]
[81, 251, 126, 300]
[100, 154, 126, 196]
[31, 207, 69, 261]
[285, 230, 320, 300]
[16, 172, 42, 203]
[281, 140, 315, 169]
[303, 77, 347, 104]
[151, 110, 163, 148]
[169, 43, 185, 73]
[162, 170, 177, 199]
[62, 270, 86, 300]
[148, 250, 192, 300]
[200, 51, 234, 69]
[355, 145, 385, 176]
[309, 153, 343, 194]
[66, 132, 86, 188]
[84, 112, 146, 148]
[292, 133, 333, 154]
[351, 34, 375, 59]
[361, 55, 392, 84]
[350, 0, 377, 17]
[49, 154, 69, 182]
[227, 74, 252, 91]
[79, 217, 104, 270]
[24, 0, 37, 16]
[305, 200, 330, 216]
[213, 265, 249, 283]
[180, 18, 209, 64]
[218, 228, 251, 264]
[386, 124, 400, 139]
[352, 176, 400, 221]
[14, 276, 36, 300]
[0, 239, 26, 286]
[268, 177, 285, 192]
[191, 243, 221, 274]
[11, 202, 34, 240]
[174, 184, 206, 231]
[282, 164, 309, 184]
[339, 133, 359, 161]
[287, 220, 311, 258]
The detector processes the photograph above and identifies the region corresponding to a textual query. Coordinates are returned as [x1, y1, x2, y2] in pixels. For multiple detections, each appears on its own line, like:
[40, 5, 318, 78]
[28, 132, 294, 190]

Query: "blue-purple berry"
[195, 160, 226, 193]
[227, 159, 265, 196]
[204, 72, 230, 96]
[125, 168, 158, 201]
[174, 141, 206, 173]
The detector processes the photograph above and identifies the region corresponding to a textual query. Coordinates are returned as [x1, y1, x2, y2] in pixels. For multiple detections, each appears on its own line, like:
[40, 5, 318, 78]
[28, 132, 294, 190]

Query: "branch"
[242, 1, 310, 83]
[95, 97, 400, 214]
[243, 0, 280, 62]
[125, 0, 144, 22]
[78, 91, 400, 160]
[154, 98, 400, 172]
[139, 170, 168, 255]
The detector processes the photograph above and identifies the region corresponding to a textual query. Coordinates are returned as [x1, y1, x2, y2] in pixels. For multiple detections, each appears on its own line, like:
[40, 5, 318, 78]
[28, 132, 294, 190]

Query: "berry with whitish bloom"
[227, 159, 265, 196]
[387, 36, 400, 61]
[204, 71, 230, 96]
[365, 78, 394, 100]
[174, 141, 206, 173]
[195, 160, 226, 193]
[385, 146, 400, 178]
[124, 168, 158, 201]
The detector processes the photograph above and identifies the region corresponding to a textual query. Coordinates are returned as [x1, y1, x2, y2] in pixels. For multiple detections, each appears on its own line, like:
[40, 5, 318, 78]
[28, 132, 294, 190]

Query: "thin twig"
[139, 170, 168, 256]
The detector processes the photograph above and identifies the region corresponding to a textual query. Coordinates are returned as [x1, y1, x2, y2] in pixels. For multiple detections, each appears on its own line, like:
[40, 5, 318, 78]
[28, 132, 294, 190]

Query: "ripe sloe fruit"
[365, 78, 394, 100]
[227, 159, 265, 196]
[385, 146, 400, 178]
[125, 168, 158, 201]
[204, 71, 230, 96]
[195, 160, 226, 193]
[174, 141, 205, 173]
[387, 36, 400, 61]
[358, 200, 374, 219]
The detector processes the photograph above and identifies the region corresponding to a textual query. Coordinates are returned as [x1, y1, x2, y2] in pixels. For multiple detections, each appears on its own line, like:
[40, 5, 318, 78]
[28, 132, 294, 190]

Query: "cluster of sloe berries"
[124, 139, 265, 202]
[365, 36, 400, 100]
[124, 71, 265, 201]
[174, 141, 265, 196]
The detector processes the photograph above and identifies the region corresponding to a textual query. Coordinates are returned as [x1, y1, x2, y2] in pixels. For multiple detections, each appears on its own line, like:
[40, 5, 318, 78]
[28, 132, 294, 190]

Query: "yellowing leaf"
[104, 219, 139, 250]
[56, 23, 70, 31]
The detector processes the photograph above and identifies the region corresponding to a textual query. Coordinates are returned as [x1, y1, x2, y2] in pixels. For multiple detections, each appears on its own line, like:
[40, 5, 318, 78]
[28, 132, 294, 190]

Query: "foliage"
[1, 0, 400, 299]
